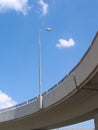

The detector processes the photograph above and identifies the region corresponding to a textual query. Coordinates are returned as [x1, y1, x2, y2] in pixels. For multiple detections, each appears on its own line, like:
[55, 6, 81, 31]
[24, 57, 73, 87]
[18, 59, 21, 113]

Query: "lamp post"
[38, 28, 52, 109]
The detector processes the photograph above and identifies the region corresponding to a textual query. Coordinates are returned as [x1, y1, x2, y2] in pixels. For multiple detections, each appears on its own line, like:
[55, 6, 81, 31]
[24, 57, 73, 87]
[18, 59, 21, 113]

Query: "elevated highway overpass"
[0, 32, 98, 130]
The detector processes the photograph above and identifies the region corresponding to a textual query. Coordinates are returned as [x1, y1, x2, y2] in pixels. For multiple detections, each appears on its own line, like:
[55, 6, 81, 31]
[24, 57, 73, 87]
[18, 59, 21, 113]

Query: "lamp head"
[46, 28, 52, 31]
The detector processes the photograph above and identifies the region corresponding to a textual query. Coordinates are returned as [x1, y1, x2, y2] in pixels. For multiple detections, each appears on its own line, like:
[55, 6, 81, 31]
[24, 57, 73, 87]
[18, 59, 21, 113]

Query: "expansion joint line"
[72, 72, 79, 92]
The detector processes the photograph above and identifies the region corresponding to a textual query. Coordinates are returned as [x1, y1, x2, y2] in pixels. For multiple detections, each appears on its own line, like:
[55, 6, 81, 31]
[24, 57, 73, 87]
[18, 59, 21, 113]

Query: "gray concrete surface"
[0, 32, 98, 130]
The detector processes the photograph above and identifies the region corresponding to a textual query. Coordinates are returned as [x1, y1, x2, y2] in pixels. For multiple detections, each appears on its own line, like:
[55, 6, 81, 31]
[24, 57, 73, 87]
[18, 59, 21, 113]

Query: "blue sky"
[0, 0, 97, 129]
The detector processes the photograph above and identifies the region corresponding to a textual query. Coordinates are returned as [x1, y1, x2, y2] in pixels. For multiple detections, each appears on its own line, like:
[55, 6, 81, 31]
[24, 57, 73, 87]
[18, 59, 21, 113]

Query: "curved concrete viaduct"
[0, 32, 98, 130]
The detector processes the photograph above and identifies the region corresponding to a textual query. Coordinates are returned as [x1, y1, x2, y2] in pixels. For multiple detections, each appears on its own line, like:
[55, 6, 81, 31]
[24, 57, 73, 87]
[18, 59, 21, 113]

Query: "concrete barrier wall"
[0, 32, 98, 125]
[74, 34, 98, 87]
[0, 98, 39, 122]
[43, 74, 76, 108]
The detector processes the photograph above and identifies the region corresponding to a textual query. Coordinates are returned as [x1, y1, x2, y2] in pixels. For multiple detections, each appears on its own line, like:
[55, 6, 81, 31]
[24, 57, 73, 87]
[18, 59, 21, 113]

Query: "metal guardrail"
[0, 96, 37, 113]
[0, 32, 98, 113]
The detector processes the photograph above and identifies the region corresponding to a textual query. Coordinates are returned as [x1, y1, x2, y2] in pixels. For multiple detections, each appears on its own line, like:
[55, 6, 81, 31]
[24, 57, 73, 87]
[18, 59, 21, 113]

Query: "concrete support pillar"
[94, 113, 98, 130]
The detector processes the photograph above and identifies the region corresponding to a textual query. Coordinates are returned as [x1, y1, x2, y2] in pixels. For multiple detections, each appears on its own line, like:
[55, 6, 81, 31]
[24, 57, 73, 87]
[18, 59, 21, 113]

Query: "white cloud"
[56, 38, 75, 48]
[38, 0, 48, 15]
[0, 0, 30, 15]
[0, 0, 49, 15]
[0, 91, 17, 109]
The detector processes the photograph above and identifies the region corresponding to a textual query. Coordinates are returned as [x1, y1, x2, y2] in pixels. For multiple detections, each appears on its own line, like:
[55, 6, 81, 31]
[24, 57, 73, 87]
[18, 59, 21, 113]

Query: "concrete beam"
[94, 113, 98, 130]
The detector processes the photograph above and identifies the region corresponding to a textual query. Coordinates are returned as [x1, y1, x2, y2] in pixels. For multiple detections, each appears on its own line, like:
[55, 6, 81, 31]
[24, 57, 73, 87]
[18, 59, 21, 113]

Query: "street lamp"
[38, 28, 52, 109]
